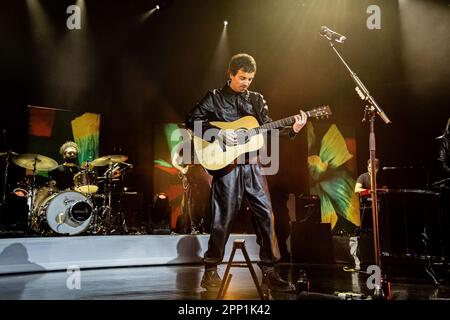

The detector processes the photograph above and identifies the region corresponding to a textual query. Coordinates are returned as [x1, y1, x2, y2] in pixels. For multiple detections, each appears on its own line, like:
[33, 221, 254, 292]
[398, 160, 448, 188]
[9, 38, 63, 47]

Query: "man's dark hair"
[367, 158, 380, 169]
[228, 53, 256, 76]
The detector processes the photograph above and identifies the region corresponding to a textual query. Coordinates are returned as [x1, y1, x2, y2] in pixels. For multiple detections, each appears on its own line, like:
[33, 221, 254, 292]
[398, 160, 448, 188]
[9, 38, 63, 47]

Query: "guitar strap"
[249, 93, 264, 125]
[249, 93, 293, 138]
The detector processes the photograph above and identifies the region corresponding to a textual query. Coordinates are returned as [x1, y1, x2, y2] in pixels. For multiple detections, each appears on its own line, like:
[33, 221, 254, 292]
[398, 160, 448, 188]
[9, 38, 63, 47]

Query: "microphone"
[320, 26, 346, 43]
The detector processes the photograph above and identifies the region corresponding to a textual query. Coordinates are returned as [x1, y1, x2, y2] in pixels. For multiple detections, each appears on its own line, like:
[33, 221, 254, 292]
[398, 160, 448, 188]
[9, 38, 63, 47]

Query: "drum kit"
[0, 151, 132, 236]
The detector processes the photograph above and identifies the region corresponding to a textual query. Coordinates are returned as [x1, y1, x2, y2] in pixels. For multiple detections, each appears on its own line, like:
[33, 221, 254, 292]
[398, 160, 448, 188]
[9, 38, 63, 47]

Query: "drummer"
[50, 141, 81, 191]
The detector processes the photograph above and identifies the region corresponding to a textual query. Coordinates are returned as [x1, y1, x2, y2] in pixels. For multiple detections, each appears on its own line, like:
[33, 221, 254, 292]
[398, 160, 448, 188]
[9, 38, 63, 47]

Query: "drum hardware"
[422, 227, 440, 285]
[1, 151, 18, 206]
[105, 163, 121, 179]
[100, 162, 128, 234]
[56, 212, 65, 224]
[432, 177, 450, 188]
[90, 154, 130, 234]
[1, 151, 18, 229]
[86, 193, 108, 235]
[104, 162, 133, 179]
[11, 153, 58, 234]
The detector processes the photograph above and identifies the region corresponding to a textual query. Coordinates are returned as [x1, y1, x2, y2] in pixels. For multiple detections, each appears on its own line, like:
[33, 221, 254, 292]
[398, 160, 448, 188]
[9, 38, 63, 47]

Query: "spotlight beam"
[138, 5, 160, 24]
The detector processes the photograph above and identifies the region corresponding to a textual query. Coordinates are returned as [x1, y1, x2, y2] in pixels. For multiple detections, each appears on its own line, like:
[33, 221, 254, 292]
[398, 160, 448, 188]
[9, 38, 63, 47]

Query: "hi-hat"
[12, 153, 58, 171]
[91, 155, 128, 167]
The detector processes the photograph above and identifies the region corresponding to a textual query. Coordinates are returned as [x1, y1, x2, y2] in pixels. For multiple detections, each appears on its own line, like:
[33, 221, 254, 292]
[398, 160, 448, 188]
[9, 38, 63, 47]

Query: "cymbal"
[12, 153, 58, 171]
[90, 155, 128, 167]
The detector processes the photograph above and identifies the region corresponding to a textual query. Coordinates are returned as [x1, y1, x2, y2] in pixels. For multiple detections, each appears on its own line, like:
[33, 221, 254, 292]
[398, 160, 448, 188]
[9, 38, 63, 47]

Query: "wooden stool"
[216, 239, 266, 300]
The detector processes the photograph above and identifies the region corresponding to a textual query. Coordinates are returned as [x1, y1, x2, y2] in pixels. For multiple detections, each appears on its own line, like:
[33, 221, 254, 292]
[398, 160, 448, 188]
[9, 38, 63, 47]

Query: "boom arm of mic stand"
[328, 41, 392, 124]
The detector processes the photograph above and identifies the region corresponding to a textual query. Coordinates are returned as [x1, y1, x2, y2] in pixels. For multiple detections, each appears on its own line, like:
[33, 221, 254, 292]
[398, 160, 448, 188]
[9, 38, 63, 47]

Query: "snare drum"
[74, 170, 98, 194]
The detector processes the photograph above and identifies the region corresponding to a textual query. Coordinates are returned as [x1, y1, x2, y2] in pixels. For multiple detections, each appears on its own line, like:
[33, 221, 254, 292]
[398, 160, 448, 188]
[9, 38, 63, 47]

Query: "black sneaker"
[263, 270, 296, 293]
[200, 269, 222, 291]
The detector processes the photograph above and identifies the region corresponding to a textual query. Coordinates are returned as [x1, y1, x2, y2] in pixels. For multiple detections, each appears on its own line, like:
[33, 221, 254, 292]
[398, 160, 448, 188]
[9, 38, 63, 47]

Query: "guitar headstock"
[305, 105, 332, 120]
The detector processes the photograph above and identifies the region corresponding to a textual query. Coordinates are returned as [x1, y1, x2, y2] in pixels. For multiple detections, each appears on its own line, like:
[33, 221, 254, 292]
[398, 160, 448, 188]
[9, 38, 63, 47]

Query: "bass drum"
[37, 191, 93, 235]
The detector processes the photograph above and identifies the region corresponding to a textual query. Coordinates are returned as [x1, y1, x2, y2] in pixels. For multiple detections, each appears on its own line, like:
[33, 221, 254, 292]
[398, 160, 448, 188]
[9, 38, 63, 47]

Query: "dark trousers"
[204, 164, 279, 269]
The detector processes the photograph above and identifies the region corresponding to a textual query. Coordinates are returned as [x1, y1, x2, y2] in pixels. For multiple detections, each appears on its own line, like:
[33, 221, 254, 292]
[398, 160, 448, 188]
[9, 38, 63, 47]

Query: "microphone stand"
[1, 152, 11, 206]
[85, 159, 98, 235]
[326, 39, 392, 299]
[27, 156, 38, 235]
[1, 130, 10, 229]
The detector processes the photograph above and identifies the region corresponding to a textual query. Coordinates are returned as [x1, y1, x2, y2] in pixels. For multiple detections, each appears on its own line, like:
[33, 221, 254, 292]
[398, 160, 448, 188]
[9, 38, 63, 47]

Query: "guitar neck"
[252, 111, 313, 133]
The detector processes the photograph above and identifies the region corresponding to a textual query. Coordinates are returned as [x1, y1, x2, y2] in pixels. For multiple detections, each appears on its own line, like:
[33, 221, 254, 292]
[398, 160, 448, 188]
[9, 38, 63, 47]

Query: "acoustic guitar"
[192, 105, 332, 172]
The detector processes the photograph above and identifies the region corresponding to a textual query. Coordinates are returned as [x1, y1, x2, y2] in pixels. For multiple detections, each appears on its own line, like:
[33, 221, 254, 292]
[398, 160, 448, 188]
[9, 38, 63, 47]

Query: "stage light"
[224, 20, 228, 27]
[139, 4, 160, 23]
[149, 5, 159, 14]
[26, 0, 56, 44]
[151, 193, 171, 234]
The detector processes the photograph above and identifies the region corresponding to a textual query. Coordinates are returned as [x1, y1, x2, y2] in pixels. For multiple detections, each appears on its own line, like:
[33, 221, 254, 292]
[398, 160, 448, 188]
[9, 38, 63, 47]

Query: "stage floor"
[0, 234, 260, 275]
[1, 263, 449, 300]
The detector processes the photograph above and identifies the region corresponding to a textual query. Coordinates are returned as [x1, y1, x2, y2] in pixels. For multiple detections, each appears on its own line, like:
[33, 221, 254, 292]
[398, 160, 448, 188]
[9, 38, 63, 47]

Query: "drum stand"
[104, 166, 114, 233]
[26, 157, 38, 235]
[89, 191, 98, 235]
[99, 162, 128, 234]
[116, 173, 128, 234]
[0, 152, 12, 228]
[1, 153, 11, 206]
[422, 227, 440, 285]
[82, 164, 98, 235]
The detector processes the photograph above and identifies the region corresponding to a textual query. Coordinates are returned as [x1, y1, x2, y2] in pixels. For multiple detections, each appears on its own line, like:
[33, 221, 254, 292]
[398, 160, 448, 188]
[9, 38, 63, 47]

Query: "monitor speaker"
[121, 192, 145, 232]
[291, 222, 335, 264]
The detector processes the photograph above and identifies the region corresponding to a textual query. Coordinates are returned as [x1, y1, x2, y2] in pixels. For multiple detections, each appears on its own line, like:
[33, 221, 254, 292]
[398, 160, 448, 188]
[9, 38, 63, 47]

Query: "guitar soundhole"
[235, 129, 250, 145]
